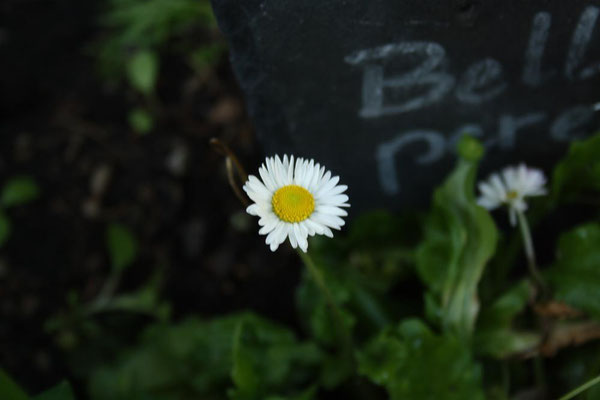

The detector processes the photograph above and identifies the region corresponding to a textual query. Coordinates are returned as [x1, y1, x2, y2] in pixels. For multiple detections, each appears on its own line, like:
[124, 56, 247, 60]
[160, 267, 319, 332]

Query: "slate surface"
[211, 0, 600, 212]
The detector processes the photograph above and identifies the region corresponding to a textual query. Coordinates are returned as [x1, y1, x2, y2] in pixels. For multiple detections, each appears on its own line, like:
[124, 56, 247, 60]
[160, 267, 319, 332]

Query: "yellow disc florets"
[271, 185, 315, 223]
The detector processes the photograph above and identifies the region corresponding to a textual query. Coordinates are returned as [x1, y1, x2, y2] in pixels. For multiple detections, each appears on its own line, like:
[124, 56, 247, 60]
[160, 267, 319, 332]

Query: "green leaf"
[128, 108, 154, 134]
[0, 210, 11, 247]
[358, 319, 485, 400]
[228, 315, 322, 400]
[416, 137, 498, 338]
[474, 280, 539, 358]
[34, 381, 76, 400]
[546, 223, 600, 319]
[126, 50, 159, 95]
[1, 176, 40, 208]
[552, 133, 600, 202]
[106, 223, 138, 273]
[89, 313, 320, 400]
[0, 369, 29, 400]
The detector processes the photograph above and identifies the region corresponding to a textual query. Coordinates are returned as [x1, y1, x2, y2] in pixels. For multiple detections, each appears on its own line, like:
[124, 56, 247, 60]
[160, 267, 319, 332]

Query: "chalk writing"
[346, 6, 600, 195]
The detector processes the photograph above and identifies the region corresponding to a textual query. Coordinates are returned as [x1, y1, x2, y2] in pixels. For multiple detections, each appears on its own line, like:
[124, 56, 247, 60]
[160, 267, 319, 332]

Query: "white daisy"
[477, 164, 547, 225]
[243, 155, 350, 252]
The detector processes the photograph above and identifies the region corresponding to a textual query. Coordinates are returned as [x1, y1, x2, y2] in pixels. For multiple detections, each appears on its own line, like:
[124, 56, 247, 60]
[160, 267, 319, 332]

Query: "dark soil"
[0, 0, 301, 394]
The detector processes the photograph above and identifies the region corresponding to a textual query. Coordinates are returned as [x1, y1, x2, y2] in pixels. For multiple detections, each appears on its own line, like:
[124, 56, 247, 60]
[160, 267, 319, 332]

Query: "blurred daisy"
[243, 155, 349, 252]
[477, 164, 547, 225]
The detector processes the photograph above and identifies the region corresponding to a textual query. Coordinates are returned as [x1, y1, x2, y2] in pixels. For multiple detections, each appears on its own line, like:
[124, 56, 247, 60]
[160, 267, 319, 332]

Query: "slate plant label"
[211, 0, 600, 211]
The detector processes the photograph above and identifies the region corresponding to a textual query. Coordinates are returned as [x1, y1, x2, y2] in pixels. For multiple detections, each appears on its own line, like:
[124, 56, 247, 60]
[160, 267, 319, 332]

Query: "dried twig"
[210, 138, 249, 206]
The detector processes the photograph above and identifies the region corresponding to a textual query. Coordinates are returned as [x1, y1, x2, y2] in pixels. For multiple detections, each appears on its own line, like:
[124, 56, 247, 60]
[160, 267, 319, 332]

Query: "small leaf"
[126, 50, 159, 95]
[0, 211, 11, 247]
[546, 223, 600, 319]
[33, 381, 75, 400]
[106, 223, 138, 273]
[1, 176, 40, 208]
[128, 108, 154, 134]
[552, 132, 600, 202]
[0, 369, 29, 400]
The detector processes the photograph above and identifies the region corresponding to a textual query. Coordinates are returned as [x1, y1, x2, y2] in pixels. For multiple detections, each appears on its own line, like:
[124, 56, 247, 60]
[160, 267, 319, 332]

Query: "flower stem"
[516, 209, 546, 292]
[559, 374, 600, 400]
[298, 250, 356, 370]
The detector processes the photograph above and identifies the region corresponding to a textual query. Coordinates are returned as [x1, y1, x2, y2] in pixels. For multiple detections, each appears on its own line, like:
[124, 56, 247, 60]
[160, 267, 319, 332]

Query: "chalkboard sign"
[211, 0, 600, 212]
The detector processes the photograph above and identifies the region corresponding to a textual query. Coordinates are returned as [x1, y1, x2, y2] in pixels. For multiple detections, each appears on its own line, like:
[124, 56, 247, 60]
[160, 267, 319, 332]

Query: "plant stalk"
[559, 374, 600, 400]
[298, 250, 356, 370]
[516, 209, 546, 292]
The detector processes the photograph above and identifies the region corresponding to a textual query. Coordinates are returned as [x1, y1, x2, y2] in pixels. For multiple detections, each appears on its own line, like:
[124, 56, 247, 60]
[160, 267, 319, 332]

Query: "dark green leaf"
[34, 381, 76, 400]
[90, 313, 320, 400]
[126, 50, 159, 95]
[416, 136, 498, 338]
[475, 280, 539, 358]
[1, 176, 40, 208]
[358, 319, 485, 400]
[0, 369, 29, 400]
[547, 223, 600, 318]
[106, 223, 138, 273]
[128, 108, 154, 134]
[0, 211, 11, 247]
[552, 133, 600, 202]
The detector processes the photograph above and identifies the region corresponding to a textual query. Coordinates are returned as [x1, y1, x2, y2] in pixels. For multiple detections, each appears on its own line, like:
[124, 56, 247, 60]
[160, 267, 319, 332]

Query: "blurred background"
[0, 0, 305, 396]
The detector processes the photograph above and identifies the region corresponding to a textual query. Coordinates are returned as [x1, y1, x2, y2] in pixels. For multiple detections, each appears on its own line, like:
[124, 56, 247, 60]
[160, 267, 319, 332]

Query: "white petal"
[315, 205, 348, 217]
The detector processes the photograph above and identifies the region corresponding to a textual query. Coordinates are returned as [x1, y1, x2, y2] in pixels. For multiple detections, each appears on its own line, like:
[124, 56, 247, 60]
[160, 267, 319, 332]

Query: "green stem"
[559, 375, 600, 400]
[516, 209, 546, 292]
[298, 250, 356, 369]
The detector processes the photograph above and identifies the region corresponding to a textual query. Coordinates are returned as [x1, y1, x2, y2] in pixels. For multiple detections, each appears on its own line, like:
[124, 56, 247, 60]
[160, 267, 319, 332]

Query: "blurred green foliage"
[0, 370, 75, 400]
[358, 319, 485, 400]
[106, 223, 138, 273]
[8, 133, 600, 399]
[96, 0, 222, 85]
[547, 223, 600, 318]
[0, 175, 40, 247]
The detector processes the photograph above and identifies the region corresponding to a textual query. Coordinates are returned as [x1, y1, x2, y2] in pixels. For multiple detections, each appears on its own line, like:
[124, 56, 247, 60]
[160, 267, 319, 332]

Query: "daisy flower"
[477, 164, 547, 225]
[243, 155, 350, 252]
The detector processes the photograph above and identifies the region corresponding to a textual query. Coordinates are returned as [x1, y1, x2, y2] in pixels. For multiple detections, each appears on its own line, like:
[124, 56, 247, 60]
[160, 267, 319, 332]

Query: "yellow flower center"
[271, 185, 315, 223]
[506, 190, 519, 200]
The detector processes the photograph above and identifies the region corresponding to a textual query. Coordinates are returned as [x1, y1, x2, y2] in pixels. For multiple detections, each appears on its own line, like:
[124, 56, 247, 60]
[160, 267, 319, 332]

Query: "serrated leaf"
[126, 50, 159, 95]
[547, 223, 600, 319]
[416, 136, 498, 338]
[1, 176, 40, 208]
[106, 223, 138, 273]
[358, 319, 485, 400]
[0, 369, 29, 400]
[34, 381, 75, 400]
[0, 211, 11, 247]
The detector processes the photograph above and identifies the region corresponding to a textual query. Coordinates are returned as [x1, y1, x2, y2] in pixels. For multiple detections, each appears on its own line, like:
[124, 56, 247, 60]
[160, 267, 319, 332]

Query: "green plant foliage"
[552, 133, 600, 203]
[547, 223, 600, 319]
[0, 369, 29, 400]
[1, 176, 40, 208]
[128, 108, 154, 134]
[358, 319, 485, 400]
[89, 313, 320, 400]
[96, 0, 218, 79]
[228, 318, 321, 399]
[106, 223, 138, 273]
[416, 136, 498, 338]
[126, 50, 159, 95]
[0, 210, 11, 247]
[33, 381, 76, 400]
[475, 280, 540, 358]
